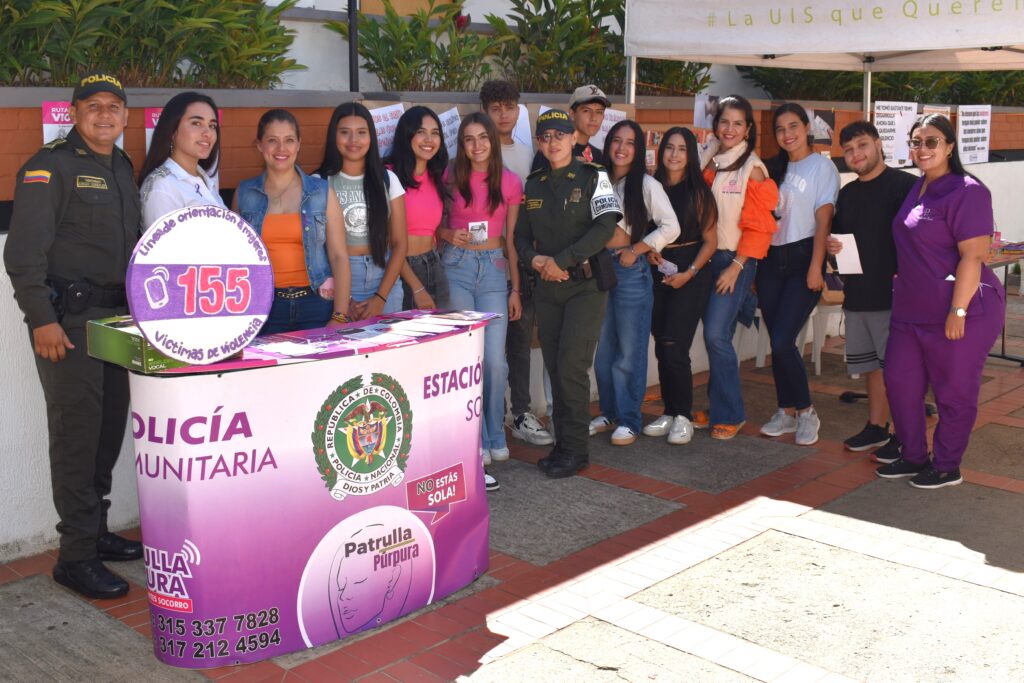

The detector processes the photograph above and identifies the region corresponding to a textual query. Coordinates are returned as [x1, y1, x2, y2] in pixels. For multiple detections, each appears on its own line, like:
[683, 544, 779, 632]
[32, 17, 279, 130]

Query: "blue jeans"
[595, 252, 653, 433]
[702, 249, 757, 425]
[350, 254, 403, 314]
[261, 289, 333, 335]
[755, 237, 821, 410]
[443, 246, 509, 450]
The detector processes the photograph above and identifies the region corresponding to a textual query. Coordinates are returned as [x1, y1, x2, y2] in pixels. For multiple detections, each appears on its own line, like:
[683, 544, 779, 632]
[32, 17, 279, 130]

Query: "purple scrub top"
[891, 173, 1003, 325]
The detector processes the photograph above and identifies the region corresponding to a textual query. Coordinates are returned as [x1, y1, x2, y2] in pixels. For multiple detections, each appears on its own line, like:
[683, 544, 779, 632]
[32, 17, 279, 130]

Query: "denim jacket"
[236, 167, 331, 289]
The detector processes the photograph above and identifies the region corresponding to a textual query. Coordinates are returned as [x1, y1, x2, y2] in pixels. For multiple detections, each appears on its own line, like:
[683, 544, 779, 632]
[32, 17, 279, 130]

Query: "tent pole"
[626, 56, 637, 105]
[862, 63, 872, 122]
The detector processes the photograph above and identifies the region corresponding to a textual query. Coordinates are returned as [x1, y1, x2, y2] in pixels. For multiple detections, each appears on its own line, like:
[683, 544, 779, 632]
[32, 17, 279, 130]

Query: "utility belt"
[48, 277, 126, 317]
[566, 250, 617, 291]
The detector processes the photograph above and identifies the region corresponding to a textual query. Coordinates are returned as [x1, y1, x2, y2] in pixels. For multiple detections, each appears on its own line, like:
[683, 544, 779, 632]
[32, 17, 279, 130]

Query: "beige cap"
[569, 85, 611, 109]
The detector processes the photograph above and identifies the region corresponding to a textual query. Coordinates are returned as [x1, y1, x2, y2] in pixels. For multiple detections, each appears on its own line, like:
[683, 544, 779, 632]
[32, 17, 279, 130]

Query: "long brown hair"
[452, 112, 504, 214]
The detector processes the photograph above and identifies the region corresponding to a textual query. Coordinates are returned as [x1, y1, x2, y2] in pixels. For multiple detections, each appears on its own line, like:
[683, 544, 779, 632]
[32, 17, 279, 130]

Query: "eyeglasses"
[537, 131, 569, 143]
[908, 136, 944, 150]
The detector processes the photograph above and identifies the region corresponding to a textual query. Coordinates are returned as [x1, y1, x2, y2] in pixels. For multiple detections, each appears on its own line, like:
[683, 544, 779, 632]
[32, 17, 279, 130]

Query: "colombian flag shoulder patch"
[24, 169, 52, 184]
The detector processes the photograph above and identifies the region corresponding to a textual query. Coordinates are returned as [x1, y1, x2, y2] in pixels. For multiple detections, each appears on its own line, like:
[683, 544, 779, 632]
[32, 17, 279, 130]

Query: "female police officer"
[514, 109, 621, 478]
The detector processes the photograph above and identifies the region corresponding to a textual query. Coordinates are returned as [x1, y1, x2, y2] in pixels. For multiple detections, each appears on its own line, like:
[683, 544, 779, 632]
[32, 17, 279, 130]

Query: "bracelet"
[374, 292, 387, 303]
[510, 288, 520, 294]
[628, 245, 637, 255]
[413, 286, 426, 295]
[688, 264, 698, 274]
[732, 258, 744, 269]
[331, 312, 348, 324]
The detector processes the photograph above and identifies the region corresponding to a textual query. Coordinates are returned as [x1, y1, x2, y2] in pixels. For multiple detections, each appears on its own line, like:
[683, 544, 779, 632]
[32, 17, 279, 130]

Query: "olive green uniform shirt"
[4, 127, 141, 328]
[514, 159, 621, 271]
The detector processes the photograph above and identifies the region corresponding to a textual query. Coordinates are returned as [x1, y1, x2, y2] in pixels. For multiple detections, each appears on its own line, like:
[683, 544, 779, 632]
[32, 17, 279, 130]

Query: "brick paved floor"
[3, 306, 1024, 683]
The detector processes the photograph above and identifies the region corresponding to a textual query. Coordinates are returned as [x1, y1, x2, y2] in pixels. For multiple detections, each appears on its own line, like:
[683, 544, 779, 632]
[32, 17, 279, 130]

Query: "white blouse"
[613, 173, 681, 252]
[140, 158, 225, 229]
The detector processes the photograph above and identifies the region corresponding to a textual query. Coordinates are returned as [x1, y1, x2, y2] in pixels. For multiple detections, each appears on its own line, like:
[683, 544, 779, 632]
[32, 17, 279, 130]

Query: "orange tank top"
[262, 214, 309, 288]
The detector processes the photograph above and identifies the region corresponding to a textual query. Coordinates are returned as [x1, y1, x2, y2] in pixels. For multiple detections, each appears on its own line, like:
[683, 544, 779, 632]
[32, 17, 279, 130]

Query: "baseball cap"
[535, 109, 575, 136]
[569, 85, 611, 109]
[72, 72, 127, 104]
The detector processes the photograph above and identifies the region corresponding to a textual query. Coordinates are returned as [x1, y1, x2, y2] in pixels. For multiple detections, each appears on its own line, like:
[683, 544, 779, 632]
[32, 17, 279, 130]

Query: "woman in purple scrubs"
[876, 114, 1004, 489]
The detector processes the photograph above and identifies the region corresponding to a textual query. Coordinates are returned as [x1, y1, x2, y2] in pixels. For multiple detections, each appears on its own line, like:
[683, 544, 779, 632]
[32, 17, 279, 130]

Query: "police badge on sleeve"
[312, 373, 413, 500]
[590, 170, 621, 219]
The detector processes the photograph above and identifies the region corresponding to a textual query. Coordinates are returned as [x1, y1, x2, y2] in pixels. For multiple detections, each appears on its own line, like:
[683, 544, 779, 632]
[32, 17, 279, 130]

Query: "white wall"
[0, 233, 139, 563]
[277, 19, 382, 92]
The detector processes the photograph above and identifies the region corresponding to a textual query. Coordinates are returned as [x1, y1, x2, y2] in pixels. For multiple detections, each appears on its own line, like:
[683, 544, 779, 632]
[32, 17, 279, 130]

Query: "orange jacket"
[703, 167, 778, 260]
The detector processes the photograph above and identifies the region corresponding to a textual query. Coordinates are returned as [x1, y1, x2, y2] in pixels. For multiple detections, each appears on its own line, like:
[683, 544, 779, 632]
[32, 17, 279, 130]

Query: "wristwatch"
[952, 307, 967, 318]
[688, 264, 699, 274]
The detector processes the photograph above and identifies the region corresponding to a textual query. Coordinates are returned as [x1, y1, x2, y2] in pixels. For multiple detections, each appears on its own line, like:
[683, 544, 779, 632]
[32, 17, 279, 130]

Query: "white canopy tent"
[623, 0, 1024, 113]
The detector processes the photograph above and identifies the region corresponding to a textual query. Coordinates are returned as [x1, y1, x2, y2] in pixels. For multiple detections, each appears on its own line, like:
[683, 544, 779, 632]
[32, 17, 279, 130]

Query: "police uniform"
[514, 111, 621, 477]
[3, 82, 141, 581]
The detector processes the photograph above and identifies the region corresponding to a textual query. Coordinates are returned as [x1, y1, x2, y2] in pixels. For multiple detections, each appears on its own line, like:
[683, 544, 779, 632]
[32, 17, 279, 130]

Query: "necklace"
[268, 172, 297, 208]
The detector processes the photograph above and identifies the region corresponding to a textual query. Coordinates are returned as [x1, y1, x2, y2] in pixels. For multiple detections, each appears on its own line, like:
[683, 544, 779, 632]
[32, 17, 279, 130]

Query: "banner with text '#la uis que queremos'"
[130, 329, 489, 667]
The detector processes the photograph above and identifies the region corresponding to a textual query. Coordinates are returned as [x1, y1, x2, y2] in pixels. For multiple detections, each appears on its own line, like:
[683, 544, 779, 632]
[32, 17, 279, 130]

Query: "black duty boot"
[537, 445, 560, 472]
[53, 559, 129, 599]
[545, 451, 585, 479]
[97, 532, 143, 561]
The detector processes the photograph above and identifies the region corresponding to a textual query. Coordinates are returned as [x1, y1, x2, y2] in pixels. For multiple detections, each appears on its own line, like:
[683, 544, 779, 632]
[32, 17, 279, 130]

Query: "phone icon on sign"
[144, 267, 170, 309]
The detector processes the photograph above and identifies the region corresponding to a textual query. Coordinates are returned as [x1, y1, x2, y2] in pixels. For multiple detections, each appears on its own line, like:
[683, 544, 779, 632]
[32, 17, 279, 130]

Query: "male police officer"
[4, 72, 142, 599]
[515, 110, 621, 478]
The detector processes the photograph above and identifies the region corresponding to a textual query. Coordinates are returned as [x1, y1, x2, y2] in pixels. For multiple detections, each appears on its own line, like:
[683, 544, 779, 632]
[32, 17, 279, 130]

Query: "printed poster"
[437, 107, 461, 162]
[873, 101, 917, 168]
[694, 93, 720, 130]
[145, 108, 163, 153]
[589, 108, 628, 151]
[957, 104, 991, 165]
[369, 103, 406, 158]
[132, 326, 490, 668]
[512, 104, 533, 149]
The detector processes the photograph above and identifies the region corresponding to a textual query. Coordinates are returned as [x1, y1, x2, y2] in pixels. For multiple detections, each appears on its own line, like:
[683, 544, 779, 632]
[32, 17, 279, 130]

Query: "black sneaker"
[844, 421, 891, 452]
[871, 435, 902, 464]
[909, 465, 963, 489]
[876, 457, 928, 479]
[484, 471, 500, 492]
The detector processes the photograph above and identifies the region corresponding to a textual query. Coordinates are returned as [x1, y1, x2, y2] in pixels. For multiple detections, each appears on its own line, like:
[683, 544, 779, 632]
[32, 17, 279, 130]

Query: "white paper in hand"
[833, 234, 863, 275]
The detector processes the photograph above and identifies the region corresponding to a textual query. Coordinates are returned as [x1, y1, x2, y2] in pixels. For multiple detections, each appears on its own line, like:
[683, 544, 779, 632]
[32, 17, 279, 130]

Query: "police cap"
[72, 72, 127, 104]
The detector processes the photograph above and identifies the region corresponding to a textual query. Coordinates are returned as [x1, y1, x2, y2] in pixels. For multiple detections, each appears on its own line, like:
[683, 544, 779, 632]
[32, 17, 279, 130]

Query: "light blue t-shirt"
[773, 153, 840, 246]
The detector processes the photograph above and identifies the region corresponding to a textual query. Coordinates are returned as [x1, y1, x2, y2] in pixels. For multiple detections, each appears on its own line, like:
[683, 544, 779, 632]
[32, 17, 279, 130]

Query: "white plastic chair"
[754, 305, 843, 376]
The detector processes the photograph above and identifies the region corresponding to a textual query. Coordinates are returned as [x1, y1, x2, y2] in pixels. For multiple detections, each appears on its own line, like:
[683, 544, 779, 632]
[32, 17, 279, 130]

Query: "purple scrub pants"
[884, 308, 1003, 473]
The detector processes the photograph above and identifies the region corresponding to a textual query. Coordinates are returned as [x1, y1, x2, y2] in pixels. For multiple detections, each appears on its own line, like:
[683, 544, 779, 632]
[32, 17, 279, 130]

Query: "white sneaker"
[589, 415, 615, 436]
[610, 426, 638, 446]
[643, 415, 673, 437]
[760, 409, 797, 437]
[795, 408, 821, 446]
[484, 472, 499, 492]
[490, 446, 510, 462]
[509, 412, 554, 446]
[481, 447, 492, 466]
[667, 416, 693, 445]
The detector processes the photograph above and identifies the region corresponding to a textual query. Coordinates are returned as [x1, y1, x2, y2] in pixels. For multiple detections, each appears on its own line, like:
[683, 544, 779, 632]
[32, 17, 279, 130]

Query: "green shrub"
[740, 66, 1024, 106]
[0, 0, 303, 88]
[326, 0, 507, 92]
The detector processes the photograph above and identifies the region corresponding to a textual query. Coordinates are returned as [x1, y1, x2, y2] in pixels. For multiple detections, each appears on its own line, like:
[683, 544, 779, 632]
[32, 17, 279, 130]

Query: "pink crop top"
[447, 168, 523, 239]
[403, 172, 444, 237]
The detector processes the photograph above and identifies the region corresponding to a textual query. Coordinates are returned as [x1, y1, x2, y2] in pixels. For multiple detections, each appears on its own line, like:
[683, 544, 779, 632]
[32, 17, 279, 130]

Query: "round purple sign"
[126, 205, 273, 365]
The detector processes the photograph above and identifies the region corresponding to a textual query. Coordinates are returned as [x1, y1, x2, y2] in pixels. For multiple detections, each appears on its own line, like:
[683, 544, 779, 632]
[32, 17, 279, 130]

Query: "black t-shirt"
[531, 142, 605, 173]
[831, 166, 917, 311]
